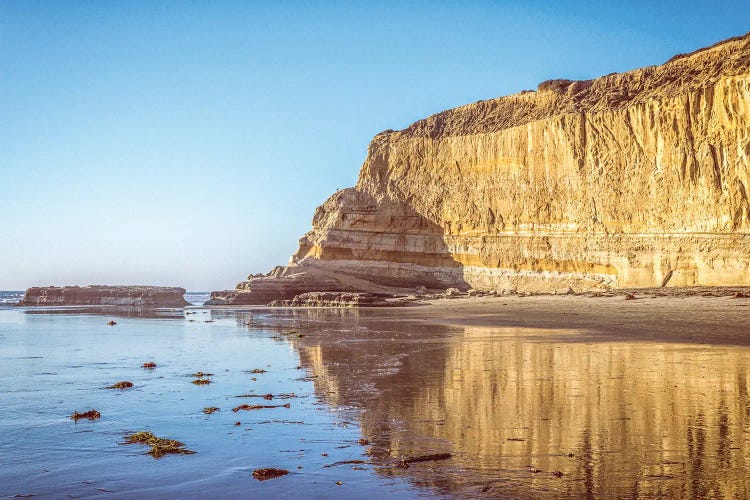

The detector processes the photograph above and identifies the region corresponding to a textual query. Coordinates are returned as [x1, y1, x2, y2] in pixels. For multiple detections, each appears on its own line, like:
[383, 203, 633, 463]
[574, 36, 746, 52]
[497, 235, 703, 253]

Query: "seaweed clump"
[192, 378, 212, 385]
[232, 403, 290, 412]
[70, 409, 101, 421]
[123, 431, 196, 458]
[190, 371, 214, 377]
[202, 407, 220, 414]
[252, 468, 288, 481]
[107, 381, 133, 389]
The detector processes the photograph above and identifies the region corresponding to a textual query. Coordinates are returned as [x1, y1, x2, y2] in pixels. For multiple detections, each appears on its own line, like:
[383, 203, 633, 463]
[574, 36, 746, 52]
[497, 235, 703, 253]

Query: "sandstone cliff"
[19, 286, 189, 307]
[210, 32, 750, 304]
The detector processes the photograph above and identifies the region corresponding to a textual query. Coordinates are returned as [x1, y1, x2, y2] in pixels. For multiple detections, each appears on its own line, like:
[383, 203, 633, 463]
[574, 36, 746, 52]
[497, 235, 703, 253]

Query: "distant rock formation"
[18, 286, 189, 307]
[210, 31, 750, 305]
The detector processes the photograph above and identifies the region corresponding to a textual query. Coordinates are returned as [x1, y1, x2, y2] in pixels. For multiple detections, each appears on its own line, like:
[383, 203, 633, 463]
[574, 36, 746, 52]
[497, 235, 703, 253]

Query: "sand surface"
[385, 292, 750, 346]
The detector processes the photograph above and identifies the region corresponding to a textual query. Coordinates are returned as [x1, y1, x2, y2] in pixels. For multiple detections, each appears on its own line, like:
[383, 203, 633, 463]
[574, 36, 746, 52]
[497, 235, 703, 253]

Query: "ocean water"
[0, 291, 23, 305]
[3, 300, 750, 498]
[184, 292, 210, 306]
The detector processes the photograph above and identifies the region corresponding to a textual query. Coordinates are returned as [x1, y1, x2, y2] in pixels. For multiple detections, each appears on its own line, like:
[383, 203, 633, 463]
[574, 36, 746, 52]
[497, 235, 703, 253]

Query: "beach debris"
[202, 407, 220, 414]
[251, 468, 288, 481]
[142, 362, 157, 369]
[106, 321, 117, 326]
[70, 409, 101, 421]
[190, 371, 214, 377]
[235, 393, 297, 400]
[395, 453, 451, 468]
[123, 431, 195, 458]
[552, 470, 564, 477]
[192, 378, 212, 385]
[232, 403, 290, 412]
[624, 294, 636, 300]
[733, 292, 749, 298]
[107, 381, 133, 389]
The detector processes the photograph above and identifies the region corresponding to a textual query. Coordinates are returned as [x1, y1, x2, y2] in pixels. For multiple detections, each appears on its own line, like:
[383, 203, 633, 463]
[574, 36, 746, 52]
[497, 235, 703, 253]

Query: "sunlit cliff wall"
[287, 33, 750, 292]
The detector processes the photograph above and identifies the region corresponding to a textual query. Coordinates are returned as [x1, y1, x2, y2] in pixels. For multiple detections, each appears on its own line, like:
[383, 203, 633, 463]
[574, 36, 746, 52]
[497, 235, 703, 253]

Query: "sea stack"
[209, 32, 750, 305]
[18, 286, 189, 307]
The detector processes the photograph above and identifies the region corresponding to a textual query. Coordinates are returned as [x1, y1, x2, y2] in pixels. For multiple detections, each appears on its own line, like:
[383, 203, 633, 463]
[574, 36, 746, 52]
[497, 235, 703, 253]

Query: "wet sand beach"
[3, 293, 750, 498]
[393, 292, 750, 346]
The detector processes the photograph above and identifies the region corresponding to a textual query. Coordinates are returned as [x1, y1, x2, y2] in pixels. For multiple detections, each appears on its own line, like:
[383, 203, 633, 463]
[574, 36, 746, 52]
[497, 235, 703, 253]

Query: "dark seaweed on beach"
[70, 409, 101, 421]
[234, 393, 297, 400]
[232, 403, 291, 412]
[123, 431, 196, 458]
[107, 381, 133, 389]
[252, 468, 288, 481]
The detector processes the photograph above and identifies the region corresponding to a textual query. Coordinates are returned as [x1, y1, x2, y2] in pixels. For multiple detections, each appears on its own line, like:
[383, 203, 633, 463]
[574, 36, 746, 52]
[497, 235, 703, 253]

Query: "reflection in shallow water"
[294, 319, 750, 498]
[4, 304, 750, 498]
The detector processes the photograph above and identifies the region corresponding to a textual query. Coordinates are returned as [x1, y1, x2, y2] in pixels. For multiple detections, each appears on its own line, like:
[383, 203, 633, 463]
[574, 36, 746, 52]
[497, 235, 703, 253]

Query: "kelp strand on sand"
[252, 468, 288, 481]
[70, 409, 101, 421]
[123, 431, 195, 458]
[232, 403, 291, 412]
[107, 381, 133, 389]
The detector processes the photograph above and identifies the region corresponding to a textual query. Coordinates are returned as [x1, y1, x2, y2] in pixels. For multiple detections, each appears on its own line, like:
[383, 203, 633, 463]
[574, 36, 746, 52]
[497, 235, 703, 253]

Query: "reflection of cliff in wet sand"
[282, 303, 750, 498]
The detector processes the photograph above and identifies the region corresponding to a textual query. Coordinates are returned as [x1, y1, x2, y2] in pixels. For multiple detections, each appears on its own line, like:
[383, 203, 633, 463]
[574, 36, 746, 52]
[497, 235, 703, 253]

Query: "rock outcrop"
[18, 286, 189, 307]
[267, 291, 400, 308]
[211, 32, 750, 304]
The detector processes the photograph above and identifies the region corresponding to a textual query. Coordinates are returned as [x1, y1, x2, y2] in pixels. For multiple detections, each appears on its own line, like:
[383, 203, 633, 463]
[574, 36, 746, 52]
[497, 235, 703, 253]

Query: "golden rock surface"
[214, 32, 750, 302]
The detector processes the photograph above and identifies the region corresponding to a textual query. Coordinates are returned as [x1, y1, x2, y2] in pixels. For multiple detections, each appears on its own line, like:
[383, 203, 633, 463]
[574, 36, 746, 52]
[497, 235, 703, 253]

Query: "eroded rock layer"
[212, 32, 750, 303]
[18, 286, 189, 307]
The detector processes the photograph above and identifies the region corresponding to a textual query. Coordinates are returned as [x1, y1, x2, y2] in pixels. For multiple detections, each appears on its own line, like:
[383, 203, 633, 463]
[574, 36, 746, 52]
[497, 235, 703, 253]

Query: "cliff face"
[18, 286, 189, 307]
[212, 32, 750, 304]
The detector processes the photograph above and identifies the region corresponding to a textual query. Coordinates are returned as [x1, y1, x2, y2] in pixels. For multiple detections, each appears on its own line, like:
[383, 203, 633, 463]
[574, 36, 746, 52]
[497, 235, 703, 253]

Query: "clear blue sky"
[1, 1, 748, 291]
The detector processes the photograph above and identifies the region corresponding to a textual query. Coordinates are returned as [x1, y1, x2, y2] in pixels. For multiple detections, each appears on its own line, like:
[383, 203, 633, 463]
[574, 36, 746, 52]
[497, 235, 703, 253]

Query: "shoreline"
[207, 289, 750, 346]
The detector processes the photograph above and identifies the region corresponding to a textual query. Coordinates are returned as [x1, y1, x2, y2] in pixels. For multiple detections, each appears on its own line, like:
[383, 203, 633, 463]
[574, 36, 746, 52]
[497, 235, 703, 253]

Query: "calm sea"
[2, 296, 750, 498]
